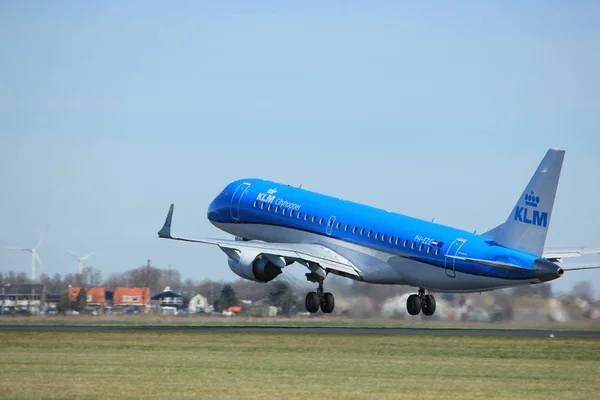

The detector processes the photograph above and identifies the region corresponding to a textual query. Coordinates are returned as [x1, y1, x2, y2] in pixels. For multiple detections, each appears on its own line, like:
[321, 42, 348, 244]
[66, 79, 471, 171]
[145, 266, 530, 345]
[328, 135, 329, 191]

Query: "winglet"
[158, 204, 174, 238]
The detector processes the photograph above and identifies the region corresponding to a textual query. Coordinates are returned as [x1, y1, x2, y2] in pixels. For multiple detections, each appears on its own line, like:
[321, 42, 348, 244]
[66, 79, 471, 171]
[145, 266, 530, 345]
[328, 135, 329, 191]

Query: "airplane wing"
[157, 204, 361, 277]
[543, 247, 600, 260]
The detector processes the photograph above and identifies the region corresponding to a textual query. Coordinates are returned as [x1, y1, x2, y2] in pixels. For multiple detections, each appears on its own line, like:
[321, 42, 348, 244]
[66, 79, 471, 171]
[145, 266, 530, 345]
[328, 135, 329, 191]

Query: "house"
[188, 294, 210, 313]
[0, 284, 45, 314]
[66, 287, 106, 314]
[246, 299, 278, 317]
[113, 287, 150, 313]
[151, 286, 183, 314]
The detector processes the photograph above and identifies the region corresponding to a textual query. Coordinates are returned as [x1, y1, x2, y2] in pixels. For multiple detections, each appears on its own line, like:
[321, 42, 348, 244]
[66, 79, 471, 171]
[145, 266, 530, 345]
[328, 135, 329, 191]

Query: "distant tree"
[103, 273, 128, 291]
[73, 287, 87, 312]
[58, 289, 71, 313]
[573, 281, 595, 302]
[539, 283, 552, 299]
[220, 284, 238, 309]
[51, 273, 65, 291]
[233, 279, 266, 302]
[182, 278, 196, 294]
[161, 269, 181, 290]
[4, 271, 31, 284]
[212, 298, 222, 312]
[63, 273, 84, 287]
[81, 266, 103, 287]
[127, 264, 163, 292]
[267, 281, 299, 316]
[197, 279, 224, 304]
[267, 281, 289, 307]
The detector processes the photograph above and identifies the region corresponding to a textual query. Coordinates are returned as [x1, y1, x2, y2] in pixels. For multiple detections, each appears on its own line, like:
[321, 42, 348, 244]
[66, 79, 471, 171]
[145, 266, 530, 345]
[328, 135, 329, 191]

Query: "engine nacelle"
[227, 251, 282, 283]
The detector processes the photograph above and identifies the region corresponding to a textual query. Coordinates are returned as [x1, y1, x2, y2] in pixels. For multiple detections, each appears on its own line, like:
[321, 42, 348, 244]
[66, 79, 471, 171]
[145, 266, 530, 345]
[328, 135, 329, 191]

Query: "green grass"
[2, 314, 600, 331]
[0, 331, 598, 400]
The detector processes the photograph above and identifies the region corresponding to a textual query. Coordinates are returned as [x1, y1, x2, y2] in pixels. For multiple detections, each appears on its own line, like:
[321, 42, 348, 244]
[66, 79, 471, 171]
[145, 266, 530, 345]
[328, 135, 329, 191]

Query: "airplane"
[157, 148, 600, 316]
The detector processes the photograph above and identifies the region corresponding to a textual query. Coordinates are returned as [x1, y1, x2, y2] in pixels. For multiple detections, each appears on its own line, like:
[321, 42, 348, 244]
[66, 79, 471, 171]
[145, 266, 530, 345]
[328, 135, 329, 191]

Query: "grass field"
[2, 314, 600, 331]
[0, 331, 599, 400]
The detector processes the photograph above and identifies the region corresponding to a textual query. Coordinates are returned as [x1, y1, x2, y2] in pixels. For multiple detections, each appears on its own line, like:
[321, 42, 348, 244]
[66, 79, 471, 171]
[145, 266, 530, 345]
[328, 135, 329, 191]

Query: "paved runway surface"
[1, 324, 599, 338]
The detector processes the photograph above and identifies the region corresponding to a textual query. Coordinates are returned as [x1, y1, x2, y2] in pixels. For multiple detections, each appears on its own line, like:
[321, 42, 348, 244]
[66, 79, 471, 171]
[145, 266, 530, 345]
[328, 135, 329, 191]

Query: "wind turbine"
[65, 249, 96, 274]
[4, 231, 45, 281]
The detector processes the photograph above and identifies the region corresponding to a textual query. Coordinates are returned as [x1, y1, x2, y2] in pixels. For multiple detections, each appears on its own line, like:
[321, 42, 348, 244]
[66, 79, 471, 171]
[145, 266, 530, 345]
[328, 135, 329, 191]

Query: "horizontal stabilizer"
[560, 262, 600, 271]
[543, 247, 600, 260]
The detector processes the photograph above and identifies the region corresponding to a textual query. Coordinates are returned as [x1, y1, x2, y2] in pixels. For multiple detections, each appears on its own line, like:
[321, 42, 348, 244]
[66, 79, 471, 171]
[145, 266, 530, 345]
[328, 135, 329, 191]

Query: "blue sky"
[1, 1, 599, 296]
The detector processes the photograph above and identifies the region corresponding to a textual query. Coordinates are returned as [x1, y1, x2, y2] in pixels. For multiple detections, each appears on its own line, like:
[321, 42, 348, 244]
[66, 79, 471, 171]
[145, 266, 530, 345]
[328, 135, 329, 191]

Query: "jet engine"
[227, 251, 282, 283]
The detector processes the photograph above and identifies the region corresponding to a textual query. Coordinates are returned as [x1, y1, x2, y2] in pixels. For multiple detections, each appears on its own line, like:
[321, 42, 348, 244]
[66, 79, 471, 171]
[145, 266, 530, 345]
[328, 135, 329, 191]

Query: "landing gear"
[305, 292, 320, 313]
[321, 292, 335, 314]
[304, 274, 335, 314]
[407, 294, 421, 316]
[421, 294, 436, 316]
[406, 288, 437, 316]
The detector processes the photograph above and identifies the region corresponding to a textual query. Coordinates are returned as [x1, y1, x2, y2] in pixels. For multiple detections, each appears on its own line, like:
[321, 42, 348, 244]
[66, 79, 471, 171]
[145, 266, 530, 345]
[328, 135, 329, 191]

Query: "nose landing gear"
[407, 288, 436, 316]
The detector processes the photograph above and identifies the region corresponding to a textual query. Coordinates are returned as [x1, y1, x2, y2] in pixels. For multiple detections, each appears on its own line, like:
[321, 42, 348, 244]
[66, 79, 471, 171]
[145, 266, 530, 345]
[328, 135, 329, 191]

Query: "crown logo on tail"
[525, 190, 540, 208]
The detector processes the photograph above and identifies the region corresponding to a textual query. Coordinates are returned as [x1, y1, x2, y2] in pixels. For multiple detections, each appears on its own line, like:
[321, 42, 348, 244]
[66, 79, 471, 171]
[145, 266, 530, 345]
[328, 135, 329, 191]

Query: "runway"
[1, 324, 599, 338]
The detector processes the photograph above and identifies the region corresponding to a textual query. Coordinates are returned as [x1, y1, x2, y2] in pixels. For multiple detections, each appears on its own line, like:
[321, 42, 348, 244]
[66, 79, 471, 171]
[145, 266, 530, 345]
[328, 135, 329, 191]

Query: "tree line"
[1, 263, 596, 317]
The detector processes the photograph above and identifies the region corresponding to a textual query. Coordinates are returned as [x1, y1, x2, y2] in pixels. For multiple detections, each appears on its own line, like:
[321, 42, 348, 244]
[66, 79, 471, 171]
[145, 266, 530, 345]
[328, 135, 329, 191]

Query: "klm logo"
[514, 190, 548, 227]
[256, 192, 276, 203]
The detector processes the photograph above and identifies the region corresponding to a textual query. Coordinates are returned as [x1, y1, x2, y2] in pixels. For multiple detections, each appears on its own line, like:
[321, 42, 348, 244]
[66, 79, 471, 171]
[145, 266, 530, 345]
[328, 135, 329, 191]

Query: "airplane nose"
[534, 259, 564, 282]
[207, 198, 219, 221]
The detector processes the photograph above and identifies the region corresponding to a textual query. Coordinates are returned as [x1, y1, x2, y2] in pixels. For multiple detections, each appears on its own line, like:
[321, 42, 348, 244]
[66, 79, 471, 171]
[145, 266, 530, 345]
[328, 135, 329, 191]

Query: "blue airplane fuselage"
[207, 178, 544, 292]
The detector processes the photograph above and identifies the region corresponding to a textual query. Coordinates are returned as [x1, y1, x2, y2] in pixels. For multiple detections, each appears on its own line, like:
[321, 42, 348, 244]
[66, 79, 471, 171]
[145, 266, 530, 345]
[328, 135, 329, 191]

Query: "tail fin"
[482, 149, 565, 256]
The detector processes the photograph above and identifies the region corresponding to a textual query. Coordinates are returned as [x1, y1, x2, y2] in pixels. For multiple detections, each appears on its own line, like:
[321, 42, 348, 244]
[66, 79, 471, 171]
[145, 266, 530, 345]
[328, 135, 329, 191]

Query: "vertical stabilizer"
[482, 149, 565, 256]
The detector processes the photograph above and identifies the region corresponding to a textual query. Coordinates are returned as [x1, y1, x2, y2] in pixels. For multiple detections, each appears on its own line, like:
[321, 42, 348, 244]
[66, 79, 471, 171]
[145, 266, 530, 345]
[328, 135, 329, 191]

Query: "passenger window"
[345, 224, 349, 231]
[290, 210, 295, 217]
[427, 246, 431, 254]
[411, 242, 415, 249]
[360, 228, 364, 235]
[368, 230, 372, 237]
[253, 201, 257, 207]
[312, 216, 316, 223]
[389, 236, 394, 244]
[375, 232, 379, 239]
[395, 238, 400, 245]
[336, 222, 341, 229]
[419, 243, 424, 251]
[353, 227, 357, 234]
[319, 218, 324, 225]
[435, 248, 440, 255]
[260, 202, 265, 210]
[298, 212, 302, 219]
[275, 206, 280, 213]
[403, 240, 408, 247]
[268, 204, 272, 211]
[305, 214, 309, 221]
[283, 208, 287, 215]
[382, 234, 386, 241]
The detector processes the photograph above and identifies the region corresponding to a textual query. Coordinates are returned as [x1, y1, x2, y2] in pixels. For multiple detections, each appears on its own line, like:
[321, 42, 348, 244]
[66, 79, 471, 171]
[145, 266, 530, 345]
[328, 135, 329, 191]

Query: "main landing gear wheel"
[421, 294, 436, 316]
[321, 292, 335, 314]
[407, 294, 421, 316]
[406, 288, 437, 316]
[305, 292, 320, 313]
[304, 276, 335, 314]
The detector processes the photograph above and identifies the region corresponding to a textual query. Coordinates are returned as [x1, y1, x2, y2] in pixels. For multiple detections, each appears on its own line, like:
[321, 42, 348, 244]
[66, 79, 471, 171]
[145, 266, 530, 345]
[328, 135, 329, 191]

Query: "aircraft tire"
[407, 294, 421, 316]
[321, 292, 335, 313]
[421, 294, 436, 316]
[305, 292, 320, 313]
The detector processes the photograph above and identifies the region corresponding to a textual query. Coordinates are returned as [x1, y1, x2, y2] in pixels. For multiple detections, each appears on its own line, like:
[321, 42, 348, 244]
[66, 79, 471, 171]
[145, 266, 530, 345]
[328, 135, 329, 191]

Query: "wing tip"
[158, 203, 174, 238]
